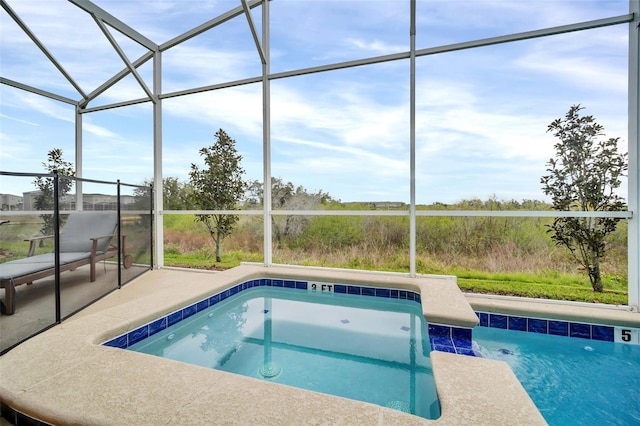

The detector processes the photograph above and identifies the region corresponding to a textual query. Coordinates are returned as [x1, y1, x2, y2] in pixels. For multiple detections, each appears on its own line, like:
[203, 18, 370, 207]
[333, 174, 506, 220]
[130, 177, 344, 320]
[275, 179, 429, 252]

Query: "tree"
[541, 105, 627, 292]
[245, 177, 332, 244]
[189, 129, 246, 262]
[33, 149, 75, 239]
[137, 177, 194, 210]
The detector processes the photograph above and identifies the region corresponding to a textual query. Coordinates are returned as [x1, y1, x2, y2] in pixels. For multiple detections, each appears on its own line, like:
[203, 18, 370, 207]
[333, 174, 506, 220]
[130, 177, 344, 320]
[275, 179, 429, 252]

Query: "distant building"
[0, 194, 23, 211]
[15, 192, 141, 211]
[22, 191, 40, 211]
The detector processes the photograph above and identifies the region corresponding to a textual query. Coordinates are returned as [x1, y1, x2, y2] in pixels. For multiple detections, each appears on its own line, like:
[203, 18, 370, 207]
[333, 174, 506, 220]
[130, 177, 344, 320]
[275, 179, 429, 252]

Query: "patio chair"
[0, 211, 120, 315]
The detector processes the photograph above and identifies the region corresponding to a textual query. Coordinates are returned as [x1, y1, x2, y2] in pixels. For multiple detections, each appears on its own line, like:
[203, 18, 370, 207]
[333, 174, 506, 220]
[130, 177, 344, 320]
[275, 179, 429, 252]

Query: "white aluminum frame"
[1, 0, 638, 309]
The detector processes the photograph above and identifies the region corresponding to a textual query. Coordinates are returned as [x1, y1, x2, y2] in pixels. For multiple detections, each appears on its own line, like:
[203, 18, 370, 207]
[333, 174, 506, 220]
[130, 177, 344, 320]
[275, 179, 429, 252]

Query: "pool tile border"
[476, 311, 628, 343]
[102, 278, 422, 350]
[101, 279, 638, 356]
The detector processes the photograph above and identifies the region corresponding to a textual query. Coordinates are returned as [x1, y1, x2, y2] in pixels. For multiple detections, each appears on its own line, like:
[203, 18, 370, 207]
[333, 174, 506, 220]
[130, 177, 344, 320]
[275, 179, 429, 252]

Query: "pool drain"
[258, 362, 282, 378]
[385, 400, 411, 413]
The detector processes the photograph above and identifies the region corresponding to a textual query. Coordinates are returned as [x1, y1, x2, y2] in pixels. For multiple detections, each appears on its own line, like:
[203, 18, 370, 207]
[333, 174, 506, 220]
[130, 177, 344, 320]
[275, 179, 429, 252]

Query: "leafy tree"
[541, 105, 627, 292]
[33, 149, 75, 240]
[245, 177, 332, 244]
[138, 177, 193, 210]
[163, 177, 194, 210]
[189, 129, 246, 262]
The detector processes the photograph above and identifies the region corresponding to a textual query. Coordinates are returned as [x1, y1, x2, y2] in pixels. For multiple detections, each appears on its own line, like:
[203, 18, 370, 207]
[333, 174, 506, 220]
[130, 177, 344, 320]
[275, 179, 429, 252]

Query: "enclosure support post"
[153, 50, 164, 269]
[53, 172, 61, 322]
[627, 0, 639, 311]
[262, 0, 272, 267]
[75, 106, 83, 211]
[409, 0, 417, 277]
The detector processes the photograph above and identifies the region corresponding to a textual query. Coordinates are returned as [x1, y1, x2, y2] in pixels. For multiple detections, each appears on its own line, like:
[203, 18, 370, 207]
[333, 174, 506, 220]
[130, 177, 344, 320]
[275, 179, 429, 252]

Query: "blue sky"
[0, 0, 631, 204]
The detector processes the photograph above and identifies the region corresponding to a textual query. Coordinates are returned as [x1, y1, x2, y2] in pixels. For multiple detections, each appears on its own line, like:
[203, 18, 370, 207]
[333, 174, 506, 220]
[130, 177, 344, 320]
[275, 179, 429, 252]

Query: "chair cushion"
[60, 211, 117, 253]
[9, 253, 91, 264]
[0, 262, 52, 281]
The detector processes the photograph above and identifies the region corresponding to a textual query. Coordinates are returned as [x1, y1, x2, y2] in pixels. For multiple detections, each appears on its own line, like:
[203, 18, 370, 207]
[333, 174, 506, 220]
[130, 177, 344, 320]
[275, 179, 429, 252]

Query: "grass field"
[1, 212, 629, 306]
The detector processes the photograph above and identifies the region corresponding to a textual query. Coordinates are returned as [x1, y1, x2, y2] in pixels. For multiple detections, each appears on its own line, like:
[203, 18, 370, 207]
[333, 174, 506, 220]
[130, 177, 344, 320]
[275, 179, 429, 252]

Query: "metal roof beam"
[160, 0, 263, 51]
[1, 0, 88, 100]
[92, 16, 156, 104]
[241, 0, 266, 64]
[415, 13, 634, 57]
[80, 51, 154, 108]
[0, 77, 78, 105]
[68, 0, 157, 51]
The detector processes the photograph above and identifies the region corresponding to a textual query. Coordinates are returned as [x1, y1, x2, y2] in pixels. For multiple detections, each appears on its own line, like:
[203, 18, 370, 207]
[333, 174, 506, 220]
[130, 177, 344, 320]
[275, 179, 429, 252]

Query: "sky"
[0, 0, 632, 205]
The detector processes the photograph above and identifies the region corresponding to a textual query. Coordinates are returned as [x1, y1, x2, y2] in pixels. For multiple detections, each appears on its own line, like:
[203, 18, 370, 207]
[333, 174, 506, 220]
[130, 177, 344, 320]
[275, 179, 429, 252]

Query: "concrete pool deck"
[1, 265, 547, 425]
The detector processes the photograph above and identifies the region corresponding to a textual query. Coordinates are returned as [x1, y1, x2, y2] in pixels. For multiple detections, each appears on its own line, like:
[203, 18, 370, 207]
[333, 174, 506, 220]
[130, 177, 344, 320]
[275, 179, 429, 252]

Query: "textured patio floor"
[1, 265, 547, 425]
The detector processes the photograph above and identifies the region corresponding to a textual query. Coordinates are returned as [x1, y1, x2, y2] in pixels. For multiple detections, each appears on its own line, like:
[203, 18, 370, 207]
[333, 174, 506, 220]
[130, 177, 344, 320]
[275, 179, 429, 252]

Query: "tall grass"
[158, 212, 630, 305]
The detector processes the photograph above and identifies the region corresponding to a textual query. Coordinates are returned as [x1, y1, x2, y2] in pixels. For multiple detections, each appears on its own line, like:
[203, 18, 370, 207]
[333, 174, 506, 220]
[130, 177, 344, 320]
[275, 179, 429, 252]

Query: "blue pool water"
[127, 286, 441, 420]
[474, 326, 640, 425]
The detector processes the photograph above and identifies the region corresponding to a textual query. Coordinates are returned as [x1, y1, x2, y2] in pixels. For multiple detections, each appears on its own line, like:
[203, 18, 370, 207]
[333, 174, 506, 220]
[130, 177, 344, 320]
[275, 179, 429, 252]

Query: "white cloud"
[0, 0, 631, 203]
[0, 113, 39, 127]
[346, 38, 407, 55]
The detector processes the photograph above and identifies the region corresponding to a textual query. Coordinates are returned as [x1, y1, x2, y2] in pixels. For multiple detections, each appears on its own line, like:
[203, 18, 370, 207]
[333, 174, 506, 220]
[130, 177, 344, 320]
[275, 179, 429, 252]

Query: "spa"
[1, 1, 640, 425]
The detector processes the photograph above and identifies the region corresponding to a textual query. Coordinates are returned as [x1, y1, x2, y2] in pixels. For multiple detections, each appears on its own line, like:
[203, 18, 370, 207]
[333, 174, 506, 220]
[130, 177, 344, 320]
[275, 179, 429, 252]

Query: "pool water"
[474, 326, 640, 425]
[128, 286, 441, 420]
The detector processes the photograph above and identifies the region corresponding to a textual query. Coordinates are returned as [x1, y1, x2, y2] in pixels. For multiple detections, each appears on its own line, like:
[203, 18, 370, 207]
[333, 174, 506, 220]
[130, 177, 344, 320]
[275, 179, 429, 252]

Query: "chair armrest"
[25, 235, 53, 257]
[90, 234, 117, 255]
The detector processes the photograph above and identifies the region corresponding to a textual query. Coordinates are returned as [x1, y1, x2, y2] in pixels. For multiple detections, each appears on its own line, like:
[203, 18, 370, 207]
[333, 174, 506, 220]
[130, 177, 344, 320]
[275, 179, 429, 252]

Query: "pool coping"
[1, 265, 546, 425]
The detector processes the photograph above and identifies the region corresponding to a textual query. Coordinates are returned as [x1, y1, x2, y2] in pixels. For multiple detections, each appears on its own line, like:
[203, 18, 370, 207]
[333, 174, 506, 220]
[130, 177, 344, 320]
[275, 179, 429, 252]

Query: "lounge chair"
[0, 211, 119, 315]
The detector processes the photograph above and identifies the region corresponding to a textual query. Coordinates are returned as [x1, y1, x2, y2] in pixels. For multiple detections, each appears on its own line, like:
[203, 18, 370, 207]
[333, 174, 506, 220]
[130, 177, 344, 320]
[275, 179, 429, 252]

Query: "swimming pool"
[2, 266, 546, 425]
[108, 282, 443, 420]
[474, 322, 640, 425]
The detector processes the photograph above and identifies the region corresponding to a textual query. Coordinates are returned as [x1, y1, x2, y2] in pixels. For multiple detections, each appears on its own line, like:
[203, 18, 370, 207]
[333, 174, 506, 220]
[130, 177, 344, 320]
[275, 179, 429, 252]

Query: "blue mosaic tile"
[452, 328, 472, 348]
[347, 286, 360, 295]
[591, 325, 614, 342]
[196, 300, 209, 312]
[376, 288, 390, 298]
[548, 320, 569, 336]
[168, 311, 182, 327]
[478, 312, 489, 327]
[430, 335, 453, 346]
[528, 318, 548, 334]
[105, 277, 436, 351]
[570, 323, 591, 339]
[431, 344, 456, 353]
[128, 325, 148, 346]
[508, 316, 527, 331]
[104, 335, 127, 349]
[489, 314, 508, 329]
[208, 294, 220, 306]
[183, 304, 197, 319]
[149, 317, 167, 336]
[334, 284, 347, 294]
[361, 287, 376, 297]
[428, 324, 451, 337]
